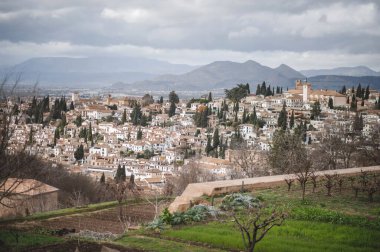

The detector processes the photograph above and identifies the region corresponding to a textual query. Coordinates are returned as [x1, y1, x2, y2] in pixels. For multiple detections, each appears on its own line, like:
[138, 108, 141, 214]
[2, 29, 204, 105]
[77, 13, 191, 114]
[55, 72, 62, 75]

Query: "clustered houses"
[3, 80, 380, 192]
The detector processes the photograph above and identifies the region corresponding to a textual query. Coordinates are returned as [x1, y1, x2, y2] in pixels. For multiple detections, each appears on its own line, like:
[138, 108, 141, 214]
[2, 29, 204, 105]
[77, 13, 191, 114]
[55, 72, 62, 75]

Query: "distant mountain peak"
[301, 66, 380, 77]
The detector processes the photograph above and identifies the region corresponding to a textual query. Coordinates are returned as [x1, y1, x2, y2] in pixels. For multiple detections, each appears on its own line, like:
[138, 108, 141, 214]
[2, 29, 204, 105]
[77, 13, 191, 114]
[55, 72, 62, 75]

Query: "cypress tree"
[88, 123, 93, 145]
[341, 85, 346, 94]
[28, 127, 33, 145]
[205, 137, 212, 156]
[256, 84, 261, 95]
[261, 81, 267, 95]
[356, 84, 362, 98]
[74, 144, 84, 161]
[168, 101, 176, 117]
[122, 109, 127, 124]
[137, 128, 143, 140]
[212, 128, 220, 149]
[311, 101, 322, 120]
[246, 83, 250, 94]
[250, 106, 257, 125]
[365, 85, 370, 100]
[277, 102, 287, 130]
[328, 97, 334, 109]
[115, 164, 122, 182]
[100, 172, 105, 183]
[121, 165, 126, 181]
[290, 110, 295, 129]
[208, 92, 212, 102]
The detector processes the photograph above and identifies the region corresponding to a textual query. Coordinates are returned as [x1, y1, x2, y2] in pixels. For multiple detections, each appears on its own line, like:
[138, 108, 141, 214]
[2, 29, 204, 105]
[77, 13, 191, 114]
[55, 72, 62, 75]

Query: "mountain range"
[2, 56, 380, 91]
[114, 60, 306, 91]
[301, 66, 380, 77]
[0, 57, 196, 87]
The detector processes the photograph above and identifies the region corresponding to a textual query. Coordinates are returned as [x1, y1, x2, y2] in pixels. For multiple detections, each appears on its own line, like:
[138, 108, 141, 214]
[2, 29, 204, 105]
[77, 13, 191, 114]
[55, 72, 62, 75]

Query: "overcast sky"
[0, 0, 379, 70]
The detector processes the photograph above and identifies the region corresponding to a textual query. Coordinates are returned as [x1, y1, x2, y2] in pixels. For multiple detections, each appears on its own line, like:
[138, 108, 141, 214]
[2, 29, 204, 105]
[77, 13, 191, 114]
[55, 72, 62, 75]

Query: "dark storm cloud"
[0, 0, 379, 69]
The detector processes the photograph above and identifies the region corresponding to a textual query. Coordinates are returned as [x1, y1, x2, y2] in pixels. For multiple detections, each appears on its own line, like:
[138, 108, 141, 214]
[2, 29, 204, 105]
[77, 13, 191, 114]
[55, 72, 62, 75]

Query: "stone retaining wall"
[168, 165, 380, 213]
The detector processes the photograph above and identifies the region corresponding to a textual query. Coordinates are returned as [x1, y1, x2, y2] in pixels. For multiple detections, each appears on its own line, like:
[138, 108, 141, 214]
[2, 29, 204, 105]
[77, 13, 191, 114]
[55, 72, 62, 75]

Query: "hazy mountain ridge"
[0, 57, 197, 87]
[301, 66, 380, 78]
[308, 75, 380, 90]
[3, 56, 380, 91]
[119, 60, 304, 91]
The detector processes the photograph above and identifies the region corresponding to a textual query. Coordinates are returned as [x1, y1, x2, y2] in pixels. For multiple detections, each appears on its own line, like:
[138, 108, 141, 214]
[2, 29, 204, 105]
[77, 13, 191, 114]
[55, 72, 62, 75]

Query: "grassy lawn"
[116, 234, 225, 252]
[0, 230, 63, 251]
[161, 220, 380, 252]
[150, 179, 380, 252]
[254, 182, 380, 218]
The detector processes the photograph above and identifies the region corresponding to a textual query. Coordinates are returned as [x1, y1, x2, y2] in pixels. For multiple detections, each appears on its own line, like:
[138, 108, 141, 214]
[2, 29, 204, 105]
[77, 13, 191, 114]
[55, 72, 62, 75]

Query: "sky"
[0, 0, 379, 70]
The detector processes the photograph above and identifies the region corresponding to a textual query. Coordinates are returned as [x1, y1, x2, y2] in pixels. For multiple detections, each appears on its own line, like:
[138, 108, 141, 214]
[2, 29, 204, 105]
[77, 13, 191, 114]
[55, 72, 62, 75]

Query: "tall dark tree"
[311, 101, 321, 120]
[159, 96, 164, 104]
[53, 127, 60, 146]
[365, 85, 370, 100]
[328, 97, 334, 109]
[121, 109, 127, 124]
[277, 102, 287, 130]
[88, 122, 93, 145]
[353, 113, 364, 132]
[115, 164, 123, 182]
[256, 84, 261, 95]
[169, 91, 179, 104]
[100, 172, 105, 184]
[75, 115, 83, 127]
[193, 106, 209, 128]
[205, 137, 212, 156]
[74, 144, 84, 161]
[260, 81, 267, 96]
[341, 85, 346, 95]
[245, 83, 250, 94]
[289, 110, 295, 129]
[250, 106, 257, 125]
[212, 128, 220, 149]
[69, 101, 74, 110]
[137, 128, 143, 140]
[356, 83, 362, 98]
[131, 104, 142, 125]
[168, 101, 176, 117]
[208, 92, 212, 102]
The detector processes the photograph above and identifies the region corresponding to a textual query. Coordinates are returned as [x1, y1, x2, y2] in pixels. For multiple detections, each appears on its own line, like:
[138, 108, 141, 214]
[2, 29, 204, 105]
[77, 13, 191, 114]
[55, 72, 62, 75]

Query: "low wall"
[168, 165, 380, 213]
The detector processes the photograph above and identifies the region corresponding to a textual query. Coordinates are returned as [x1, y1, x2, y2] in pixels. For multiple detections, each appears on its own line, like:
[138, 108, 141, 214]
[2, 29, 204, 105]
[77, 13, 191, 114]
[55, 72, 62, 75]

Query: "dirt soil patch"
[24, 240, 143, 252]
[4, 203, 159, 235]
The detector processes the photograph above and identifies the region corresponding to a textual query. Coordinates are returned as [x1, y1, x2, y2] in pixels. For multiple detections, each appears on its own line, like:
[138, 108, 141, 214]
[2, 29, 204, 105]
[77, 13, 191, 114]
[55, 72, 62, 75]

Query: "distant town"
[2, 79, 379, 196]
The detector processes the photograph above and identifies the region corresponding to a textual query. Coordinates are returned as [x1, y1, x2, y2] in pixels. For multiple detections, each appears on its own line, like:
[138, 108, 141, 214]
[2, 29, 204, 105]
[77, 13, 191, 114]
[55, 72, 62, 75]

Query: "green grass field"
[1, 178, 379, 251]
[0, 230, 62, 251]
[117, 180, 380, 252]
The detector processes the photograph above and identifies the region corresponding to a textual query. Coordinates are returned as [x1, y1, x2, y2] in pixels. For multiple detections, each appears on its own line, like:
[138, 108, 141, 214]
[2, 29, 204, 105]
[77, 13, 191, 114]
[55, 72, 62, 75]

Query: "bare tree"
[324, 174, 335, 196]
[310, 173, 319, 193]
[231, 143, 268, 178]
[294, 157, 313, 201]
[231, 204, 286, 252]
[165, 159, 216, 196]
[0, 74, 47, 208]
[268, 130, 305, 175]
[284, 177, 294, 192]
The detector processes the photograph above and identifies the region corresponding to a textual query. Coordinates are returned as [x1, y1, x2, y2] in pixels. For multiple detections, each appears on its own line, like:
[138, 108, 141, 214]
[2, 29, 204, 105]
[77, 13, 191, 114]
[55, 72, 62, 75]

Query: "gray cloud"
[0, 0, 379, 69]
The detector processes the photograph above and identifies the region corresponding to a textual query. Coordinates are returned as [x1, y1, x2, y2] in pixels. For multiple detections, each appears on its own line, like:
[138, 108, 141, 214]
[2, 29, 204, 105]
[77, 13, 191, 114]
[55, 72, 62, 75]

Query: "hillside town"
[2, 80, 380, 197]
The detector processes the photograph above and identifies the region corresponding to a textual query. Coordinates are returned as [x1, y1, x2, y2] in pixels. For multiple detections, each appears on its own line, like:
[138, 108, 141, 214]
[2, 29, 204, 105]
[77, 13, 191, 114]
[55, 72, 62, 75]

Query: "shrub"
[147, 218, 166, 232]
[291, 206, 380, 230]
[220, 193, 261, 211]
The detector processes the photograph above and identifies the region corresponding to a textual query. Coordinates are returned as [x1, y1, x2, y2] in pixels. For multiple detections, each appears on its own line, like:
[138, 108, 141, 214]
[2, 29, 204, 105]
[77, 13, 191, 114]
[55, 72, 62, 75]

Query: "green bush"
[147, 218, 166, 232]
[156, 205, 221, 226]
[220, 193, 260, 211]
[291, 206, 380, 230]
